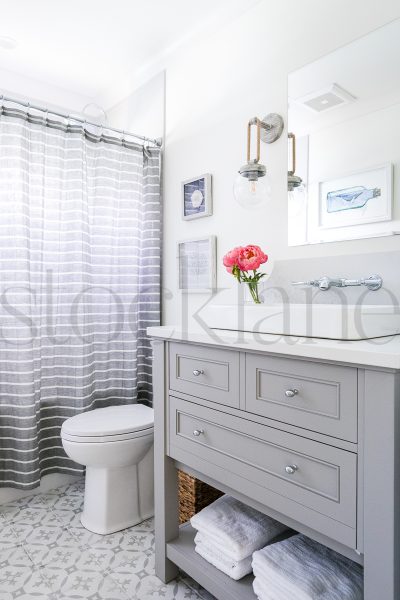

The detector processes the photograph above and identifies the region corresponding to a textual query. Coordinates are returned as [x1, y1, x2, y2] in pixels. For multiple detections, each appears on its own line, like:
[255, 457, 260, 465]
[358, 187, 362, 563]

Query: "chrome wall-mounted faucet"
[291, 274, 383, 292]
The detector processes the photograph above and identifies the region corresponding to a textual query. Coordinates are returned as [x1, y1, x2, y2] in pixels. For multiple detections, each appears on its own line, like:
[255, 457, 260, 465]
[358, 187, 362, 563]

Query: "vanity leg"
[153, 340, 179, 583]
[363, 370, 400, 600]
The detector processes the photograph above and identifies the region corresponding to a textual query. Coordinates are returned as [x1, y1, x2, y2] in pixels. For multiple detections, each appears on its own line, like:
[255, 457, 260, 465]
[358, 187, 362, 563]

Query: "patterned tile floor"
[0, 479, 214, 600]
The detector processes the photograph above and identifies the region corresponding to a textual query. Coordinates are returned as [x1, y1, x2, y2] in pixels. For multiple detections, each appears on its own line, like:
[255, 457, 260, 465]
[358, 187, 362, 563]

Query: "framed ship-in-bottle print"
[318, 163, 393, 229]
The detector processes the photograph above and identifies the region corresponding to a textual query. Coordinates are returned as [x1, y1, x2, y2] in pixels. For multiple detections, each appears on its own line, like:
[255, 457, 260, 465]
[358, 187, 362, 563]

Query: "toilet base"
[81, 464, 145, 535]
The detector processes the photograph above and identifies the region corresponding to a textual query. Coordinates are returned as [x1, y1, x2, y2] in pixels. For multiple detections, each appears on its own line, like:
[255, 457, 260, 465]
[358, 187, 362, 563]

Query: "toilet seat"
[61, 404, 154, 444]
[61, 428, 153, 444]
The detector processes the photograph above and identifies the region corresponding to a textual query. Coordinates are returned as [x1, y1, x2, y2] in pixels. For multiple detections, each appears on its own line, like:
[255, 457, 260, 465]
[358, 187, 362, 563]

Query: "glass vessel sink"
[201, 304, 400, 341]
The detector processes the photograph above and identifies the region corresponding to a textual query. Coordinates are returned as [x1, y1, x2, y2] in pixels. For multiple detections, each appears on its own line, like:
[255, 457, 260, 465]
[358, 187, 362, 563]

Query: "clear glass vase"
[246, 281, 261, 304]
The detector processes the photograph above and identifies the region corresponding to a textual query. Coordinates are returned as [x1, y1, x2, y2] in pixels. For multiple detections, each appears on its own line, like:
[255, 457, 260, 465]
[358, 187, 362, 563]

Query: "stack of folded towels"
[190, 494, 289, 581]
[252, 533, 363, 600]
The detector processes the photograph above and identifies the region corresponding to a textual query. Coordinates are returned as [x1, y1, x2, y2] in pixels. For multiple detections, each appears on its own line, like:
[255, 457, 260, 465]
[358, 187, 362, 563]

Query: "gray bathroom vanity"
[148, 326, 400, 600]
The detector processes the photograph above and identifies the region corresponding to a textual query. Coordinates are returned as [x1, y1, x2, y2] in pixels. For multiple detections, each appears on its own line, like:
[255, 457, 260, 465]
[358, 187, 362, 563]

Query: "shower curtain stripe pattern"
[0, 110, 161, 489]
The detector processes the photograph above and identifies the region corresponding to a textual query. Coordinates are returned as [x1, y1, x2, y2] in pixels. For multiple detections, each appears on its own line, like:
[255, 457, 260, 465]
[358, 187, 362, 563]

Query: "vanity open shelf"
[149, 326, 400, 600]
[167, 523, 256, 600]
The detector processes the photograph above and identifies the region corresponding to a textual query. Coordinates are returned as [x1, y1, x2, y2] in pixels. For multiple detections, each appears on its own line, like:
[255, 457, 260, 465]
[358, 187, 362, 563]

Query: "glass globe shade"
[288, 183, 306, 218]
[233, 174, 271, 209]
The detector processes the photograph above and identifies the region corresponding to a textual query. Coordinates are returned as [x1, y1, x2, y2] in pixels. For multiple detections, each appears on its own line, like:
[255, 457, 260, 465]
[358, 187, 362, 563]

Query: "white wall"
[107, 72, 165, 140]
[160, 0, 400, 328]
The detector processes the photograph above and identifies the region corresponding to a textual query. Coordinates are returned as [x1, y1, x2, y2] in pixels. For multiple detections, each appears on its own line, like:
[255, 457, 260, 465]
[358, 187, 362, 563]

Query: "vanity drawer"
[169, 342, 240, 407]
[169, 396, 357, 548]
[245, 354, 358, 442]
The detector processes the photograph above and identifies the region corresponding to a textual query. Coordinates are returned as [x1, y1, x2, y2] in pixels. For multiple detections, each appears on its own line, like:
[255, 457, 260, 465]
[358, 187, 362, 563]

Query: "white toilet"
[61, 404, 154, 535]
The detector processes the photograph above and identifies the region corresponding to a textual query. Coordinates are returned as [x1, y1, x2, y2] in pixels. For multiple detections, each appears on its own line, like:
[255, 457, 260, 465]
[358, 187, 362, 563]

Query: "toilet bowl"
[61, 404, 154, 535]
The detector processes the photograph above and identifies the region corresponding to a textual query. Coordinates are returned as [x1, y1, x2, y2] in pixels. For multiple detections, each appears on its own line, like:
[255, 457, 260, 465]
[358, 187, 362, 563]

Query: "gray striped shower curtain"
[0, 108, 161, 489]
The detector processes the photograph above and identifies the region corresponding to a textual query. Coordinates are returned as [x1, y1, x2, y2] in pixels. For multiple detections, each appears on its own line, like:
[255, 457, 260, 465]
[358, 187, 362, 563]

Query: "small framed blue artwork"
[182, 173, 212, 220]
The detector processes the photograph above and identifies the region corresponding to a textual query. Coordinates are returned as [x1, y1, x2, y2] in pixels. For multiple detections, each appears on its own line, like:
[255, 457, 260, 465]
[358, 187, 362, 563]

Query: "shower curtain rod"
[0, 94, 162, 148]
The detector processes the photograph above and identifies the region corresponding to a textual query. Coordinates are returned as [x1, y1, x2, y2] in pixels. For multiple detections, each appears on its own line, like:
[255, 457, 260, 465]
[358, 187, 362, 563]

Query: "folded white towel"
[194, 536, 252, 580]
[193, 531, 248, 565]
[253, 571, 314, 600]
[190, 495, 288, 562]
[252, 534, 363, 600]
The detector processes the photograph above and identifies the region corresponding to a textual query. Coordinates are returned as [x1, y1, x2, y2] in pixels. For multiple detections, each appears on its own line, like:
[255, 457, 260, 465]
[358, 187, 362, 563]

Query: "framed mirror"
[288, 19, 400, 245]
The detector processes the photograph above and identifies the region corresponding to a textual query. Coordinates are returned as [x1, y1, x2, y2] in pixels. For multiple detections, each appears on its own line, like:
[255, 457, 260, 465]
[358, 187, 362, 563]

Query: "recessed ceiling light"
[0, 36, 18, 50]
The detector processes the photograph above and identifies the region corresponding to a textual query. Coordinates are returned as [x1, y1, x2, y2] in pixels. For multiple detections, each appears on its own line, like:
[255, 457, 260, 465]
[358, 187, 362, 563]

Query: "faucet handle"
[362, 274, 383, 291]
[292, 276, 332, 291]
[291, 280, 316, 287]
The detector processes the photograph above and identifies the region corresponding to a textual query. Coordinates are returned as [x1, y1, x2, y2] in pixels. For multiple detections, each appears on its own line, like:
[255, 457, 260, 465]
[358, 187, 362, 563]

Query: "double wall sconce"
[234, 113, 284, 207]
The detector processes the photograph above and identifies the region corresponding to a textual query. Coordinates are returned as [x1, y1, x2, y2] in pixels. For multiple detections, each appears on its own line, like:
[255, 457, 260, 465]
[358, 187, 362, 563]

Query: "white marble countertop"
[147, 326, 400, 370]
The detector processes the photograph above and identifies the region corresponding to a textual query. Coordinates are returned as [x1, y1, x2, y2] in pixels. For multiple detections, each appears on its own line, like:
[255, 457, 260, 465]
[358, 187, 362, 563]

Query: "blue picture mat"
[184, 178, 205, 216]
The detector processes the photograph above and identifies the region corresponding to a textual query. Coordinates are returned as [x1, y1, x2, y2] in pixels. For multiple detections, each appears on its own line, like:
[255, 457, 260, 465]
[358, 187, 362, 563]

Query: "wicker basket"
[178, 470, 223, 524]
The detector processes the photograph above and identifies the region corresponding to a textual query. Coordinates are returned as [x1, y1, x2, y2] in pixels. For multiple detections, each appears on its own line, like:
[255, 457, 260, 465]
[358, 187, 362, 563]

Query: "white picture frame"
[317, 163, 393, 230]
[182, 173, 212, 220]
[177, 236, 216, 292]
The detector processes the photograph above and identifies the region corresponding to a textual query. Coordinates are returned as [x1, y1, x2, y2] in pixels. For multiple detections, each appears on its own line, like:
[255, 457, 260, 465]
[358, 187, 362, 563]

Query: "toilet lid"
[61, 404, 154, 438]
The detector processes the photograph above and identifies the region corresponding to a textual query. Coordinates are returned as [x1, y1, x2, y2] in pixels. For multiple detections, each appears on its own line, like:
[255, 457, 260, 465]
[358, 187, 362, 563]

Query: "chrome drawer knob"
[192, 369, 204, 377]
[193, 429, 204, 437]
[285, 464, 298, 475]
[285, 389, 298, 398]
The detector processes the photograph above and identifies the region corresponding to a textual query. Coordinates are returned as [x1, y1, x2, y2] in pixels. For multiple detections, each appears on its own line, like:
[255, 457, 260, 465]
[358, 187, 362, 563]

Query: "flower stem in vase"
[247, 281, 261, 304]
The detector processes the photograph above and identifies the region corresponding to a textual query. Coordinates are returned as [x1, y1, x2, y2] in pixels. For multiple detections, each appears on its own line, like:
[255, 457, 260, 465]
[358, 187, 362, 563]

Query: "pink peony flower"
[223, 244, 268, 303]
[223, 246, 243, 273]
[237, 245, 268, 272]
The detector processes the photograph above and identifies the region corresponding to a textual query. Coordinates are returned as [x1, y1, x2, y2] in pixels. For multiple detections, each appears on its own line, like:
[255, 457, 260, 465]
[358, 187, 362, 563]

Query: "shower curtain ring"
[83, 117, 88, 139]
[143, 144, 151, 159]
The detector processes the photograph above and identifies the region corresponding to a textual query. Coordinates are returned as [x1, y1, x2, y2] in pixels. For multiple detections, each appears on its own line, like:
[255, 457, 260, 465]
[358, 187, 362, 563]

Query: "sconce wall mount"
[259, 113, 284, 144]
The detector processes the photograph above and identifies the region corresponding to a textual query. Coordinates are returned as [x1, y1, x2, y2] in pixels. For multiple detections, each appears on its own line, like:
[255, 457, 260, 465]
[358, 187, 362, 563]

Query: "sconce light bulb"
[288, 184, 307, 218]
[233, 173, 271, 209]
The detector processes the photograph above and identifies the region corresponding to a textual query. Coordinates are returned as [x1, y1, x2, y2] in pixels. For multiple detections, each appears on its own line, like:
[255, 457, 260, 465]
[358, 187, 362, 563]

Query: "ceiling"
[0, 0, 261, 106]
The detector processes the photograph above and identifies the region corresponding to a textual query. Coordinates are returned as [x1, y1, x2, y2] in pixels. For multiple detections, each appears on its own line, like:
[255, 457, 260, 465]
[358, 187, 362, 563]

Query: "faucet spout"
[317, 276, 331, 291]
